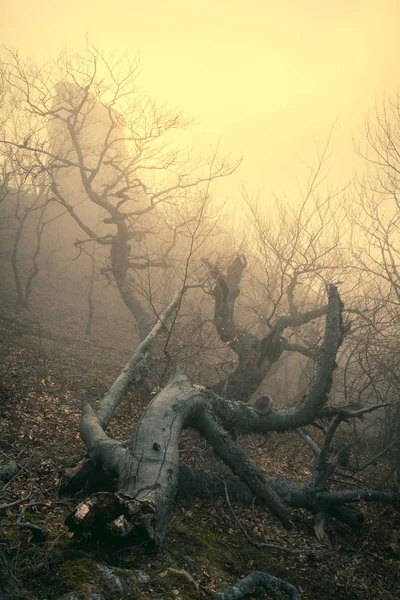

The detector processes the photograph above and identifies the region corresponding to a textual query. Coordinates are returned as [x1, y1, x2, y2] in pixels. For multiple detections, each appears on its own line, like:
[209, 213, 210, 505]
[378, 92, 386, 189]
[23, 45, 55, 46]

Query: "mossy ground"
[58, 558, 98, 594]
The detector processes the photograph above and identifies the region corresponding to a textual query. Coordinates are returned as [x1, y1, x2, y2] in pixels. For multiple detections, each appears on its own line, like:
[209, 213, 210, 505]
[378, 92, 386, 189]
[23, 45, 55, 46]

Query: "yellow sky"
[2, 0, 400, 201]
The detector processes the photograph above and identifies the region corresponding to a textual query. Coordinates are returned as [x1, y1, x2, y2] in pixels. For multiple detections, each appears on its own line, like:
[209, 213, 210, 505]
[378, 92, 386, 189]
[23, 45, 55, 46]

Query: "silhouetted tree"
[0, 44, 238, 337]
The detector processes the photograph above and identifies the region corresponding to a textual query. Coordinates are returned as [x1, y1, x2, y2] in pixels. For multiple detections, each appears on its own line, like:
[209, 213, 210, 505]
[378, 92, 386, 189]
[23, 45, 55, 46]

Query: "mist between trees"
[0, 43, 399, 600]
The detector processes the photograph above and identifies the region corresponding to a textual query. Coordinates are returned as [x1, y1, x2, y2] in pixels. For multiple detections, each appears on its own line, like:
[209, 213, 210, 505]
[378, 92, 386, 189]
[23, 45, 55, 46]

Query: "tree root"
[63, 461, 366, 532]
[213, 572, 300, 599]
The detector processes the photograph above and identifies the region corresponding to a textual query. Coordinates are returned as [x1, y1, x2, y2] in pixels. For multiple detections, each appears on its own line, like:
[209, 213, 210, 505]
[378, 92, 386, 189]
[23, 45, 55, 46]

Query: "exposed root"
[213, 571, 300, 599]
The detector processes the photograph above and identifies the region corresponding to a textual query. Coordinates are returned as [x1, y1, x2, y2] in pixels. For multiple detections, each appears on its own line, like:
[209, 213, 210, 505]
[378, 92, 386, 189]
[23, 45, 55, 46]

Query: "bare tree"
[347, 93, 400, 445]
[198, 146, 351, 403]
[0, 44, 238, 338]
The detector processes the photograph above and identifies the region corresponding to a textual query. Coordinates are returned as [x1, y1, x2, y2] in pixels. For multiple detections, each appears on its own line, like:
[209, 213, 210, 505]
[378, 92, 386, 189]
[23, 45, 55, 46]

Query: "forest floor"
[0, 287, 399, 600]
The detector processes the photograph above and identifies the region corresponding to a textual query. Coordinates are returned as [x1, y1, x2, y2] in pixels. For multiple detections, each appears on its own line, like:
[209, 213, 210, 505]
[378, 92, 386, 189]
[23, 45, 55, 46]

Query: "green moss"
[164, 594, 198, 600]
[25, 510, 46, 522]
[183, 527, 224, 556]
[59, 558, 97, 592]
[0, 528, 21, 545]
[172, 524, 235, 579]
[168, 548, 182, 563]
[27, 455, 44, 468]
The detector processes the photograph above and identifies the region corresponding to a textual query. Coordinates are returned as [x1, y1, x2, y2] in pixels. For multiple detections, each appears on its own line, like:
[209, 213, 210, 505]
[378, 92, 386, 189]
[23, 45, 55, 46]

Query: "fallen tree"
[65, 284, 400, 556]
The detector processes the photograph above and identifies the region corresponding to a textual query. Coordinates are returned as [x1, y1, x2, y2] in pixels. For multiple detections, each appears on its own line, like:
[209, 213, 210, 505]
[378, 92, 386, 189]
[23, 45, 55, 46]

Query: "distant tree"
[0, 131, 61, 308]
[202, 143, 350, 403]
[0, 44, 237, 337]
[347, 93, 400, 446]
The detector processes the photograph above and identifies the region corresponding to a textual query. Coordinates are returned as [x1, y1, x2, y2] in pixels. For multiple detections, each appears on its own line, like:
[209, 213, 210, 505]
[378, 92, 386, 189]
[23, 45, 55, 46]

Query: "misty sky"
[2, 0, 400, 201]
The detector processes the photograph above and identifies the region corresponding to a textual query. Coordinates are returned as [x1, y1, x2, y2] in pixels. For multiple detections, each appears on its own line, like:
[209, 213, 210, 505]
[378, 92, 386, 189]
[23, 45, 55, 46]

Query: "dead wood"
[65, 282, 399, 551]
[212, 571, 300, 600]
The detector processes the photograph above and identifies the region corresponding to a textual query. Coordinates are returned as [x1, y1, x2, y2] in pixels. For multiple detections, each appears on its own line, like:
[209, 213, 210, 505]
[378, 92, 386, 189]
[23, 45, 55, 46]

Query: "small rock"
[0, 460, 18, 482]
[96, 564, 124, 595]
[137, 569, 150, 583]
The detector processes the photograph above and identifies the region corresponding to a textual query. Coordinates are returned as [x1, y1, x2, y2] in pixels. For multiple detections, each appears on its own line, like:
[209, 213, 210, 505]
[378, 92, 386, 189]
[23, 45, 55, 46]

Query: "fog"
[1, 4, 400, 599]
[2, 0, 400, 200]
[1, 6, 399, 402]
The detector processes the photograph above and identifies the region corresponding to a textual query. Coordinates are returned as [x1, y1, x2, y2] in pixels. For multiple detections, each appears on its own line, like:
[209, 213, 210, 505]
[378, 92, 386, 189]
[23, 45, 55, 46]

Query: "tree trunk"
[67, 370, 292, 545]
[111, 224, 153, 340]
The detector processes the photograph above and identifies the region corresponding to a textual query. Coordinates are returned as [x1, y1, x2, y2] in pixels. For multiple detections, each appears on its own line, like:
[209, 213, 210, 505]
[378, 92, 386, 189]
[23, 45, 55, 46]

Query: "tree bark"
[177, 464, 366, 529]
[212, 571, 300, 600]
[68, 369, 294, 543]
[111, 223, 153, 340]
[206, 255, 331, 402]
[68, 370, 206, 547]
